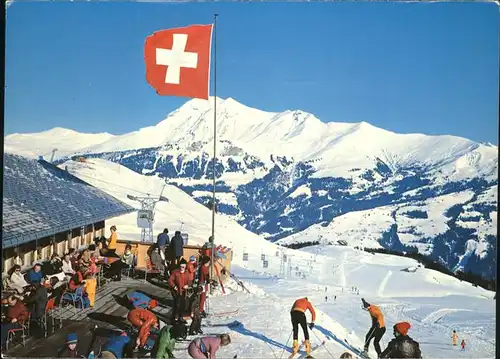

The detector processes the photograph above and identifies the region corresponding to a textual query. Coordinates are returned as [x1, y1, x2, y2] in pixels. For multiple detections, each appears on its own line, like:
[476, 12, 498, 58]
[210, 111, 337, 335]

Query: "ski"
[297, 340, 326, 359]
[203, 320, 241, 328]
[343, 339, 371, 359]
[207, 308, 240, 317]
[215, 264, 226, 295]
[216, 259, 251, 294]
[287, 341, 306, 359]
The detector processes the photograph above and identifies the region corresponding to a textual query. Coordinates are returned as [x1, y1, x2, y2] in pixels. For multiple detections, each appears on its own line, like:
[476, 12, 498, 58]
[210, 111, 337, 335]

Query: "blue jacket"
[157, 233, 170, 247]
[102, 334, 131, 359]
[26, 269, 43, 284]
[169, 235, 184, 257]
[126, 291, 152, 309]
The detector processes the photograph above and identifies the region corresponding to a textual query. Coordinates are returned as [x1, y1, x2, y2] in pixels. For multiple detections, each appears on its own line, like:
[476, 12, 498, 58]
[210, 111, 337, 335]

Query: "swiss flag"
[144, 24, 213, 99]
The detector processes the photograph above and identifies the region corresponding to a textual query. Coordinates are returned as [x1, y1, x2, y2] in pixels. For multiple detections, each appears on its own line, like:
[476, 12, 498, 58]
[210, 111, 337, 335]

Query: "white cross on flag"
[144, 24, 213, 99]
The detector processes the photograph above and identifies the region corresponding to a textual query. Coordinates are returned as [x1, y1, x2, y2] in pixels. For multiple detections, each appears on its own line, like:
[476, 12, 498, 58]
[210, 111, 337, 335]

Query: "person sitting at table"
[1, 295, 29, 347]
[65, 269, 90, 308]
[7, 265, 31, 295]
[78, 249, 92, 277]
[121, 244, 135, 269]
[43, 253, 67, 283]
[50, 253, 64, 272]
[62, 253, 76, 279]
[68, 248, 79, 270]
[68, 270, 86, 292]
[103, 256, 129, 282]
[25, 263, 44, 285]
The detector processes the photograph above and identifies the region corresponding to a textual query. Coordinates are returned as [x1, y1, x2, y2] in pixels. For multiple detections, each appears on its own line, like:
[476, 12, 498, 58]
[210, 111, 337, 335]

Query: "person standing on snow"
[197, 255, 211, 318]
[169, 231, 184, 268]
[289, 297, 316, 358]
[380, 322, 422, 358]
[168, 259, 192, 322]
[187, 256, 197, 283]
[361, 298, 386, 358]
[451, 330, 458, 346]
[460, 339, 465, 351]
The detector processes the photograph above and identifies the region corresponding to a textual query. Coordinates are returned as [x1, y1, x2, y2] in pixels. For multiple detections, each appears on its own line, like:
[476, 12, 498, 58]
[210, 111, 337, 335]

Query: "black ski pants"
[365, 326, 386, 356]
[172, 292, 188, 320]
[189, 294, 202, 333]
[291, 310, 309, 341]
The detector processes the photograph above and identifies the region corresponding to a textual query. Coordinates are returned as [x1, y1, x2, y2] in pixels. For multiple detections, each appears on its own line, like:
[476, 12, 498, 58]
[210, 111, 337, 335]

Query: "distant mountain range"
[5, 96, 498, 279]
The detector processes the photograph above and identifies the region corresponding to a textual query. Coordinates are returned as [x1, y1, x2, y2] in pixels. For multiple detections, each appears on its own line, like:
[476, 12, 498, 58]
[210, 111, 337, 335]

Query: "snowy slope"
[204, 245, 494, 359]
[59, 158, 495, 359]
[277, 188, 497, 276]
[61, 158, 278, 257]
[4, 127, 114, 160]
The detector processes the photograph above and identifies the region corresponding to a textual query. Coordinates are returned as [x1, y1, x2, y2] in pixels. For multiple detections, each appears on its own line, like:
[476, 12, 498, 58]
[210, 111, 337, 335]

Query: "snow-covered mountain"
[4, 96, 498, 279]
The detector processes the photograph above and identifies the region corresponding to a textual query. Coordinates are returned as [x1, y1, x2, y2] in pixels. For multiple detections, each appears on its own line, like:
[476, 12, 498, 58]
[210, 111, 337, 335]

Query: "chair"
[61, 286, 85, 309]
[6, 313, 30, 350]
[41, 297, 62, 337]
[135, 257, 161, 283]
[121, 257, 135, 279]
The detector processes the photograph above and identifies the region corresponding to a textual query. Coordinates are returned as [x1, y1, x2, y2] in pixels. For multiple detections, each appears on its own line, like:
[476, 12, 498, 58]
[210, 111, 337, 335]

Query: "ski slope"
[62, 159, 495, 359]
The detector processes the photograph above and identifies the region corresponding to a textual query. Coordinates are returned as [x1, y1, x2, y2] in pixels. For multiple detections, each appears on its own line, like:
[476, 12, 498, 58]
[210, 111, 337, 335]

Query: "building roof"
[2, 153, 136, 248]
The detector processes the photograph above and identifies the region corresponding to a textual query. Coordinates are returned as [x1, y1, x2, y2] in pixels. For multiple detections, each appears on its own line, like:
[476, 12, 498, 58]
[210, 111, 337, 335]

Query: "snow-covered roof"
[2, 153, 136, 248]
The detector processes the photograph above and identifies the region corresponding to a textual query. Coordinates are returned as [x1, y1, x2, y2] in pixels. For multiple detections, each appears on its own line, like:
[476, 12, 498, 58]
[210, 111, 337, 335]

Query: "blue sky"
[5, 2, 499, 144]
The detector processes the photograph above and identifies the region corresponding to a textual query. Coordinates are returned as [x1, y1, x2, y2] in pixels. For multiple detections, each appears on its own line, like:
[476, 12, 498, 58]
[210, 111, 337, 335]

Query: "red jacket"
[187, 262, 197, 282]
[127, 309, 158, 346]
[7, 300, 29, 323]
[291, 298, 316, 322]
[69, 272, 84, 292]
[199, 264, 210, 285]
[168, 269, 192, 295]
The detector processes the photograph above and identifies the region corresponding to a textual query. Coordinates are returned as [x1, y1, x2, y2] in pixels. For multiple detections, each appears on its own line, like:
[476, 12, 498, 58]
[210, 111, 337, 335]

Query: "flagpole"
[210, 13, 218, 296]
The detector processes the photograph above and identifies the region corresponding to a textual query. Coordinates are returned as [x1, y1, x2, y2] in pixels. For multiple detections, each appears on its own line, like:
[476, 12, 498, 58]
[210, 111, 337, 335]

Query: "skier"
[197, 256, 211, 318]
[127, 308, 159, 349]
[289, 297, 316, 358]
[168, 259, 192, 323]
[380, 322, 422, 358]
[334, 295, 337, 301]
[460, 339, 465, 351]
[325, 296, 328, 302]
[361, 298, 386, 358]
[451, 330, 458, 346]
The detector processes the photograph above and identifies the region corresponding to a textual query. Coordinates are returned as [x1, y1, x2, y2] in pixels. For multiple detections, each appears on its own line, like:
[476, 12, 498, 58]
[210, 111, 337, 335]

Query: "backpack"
[126, 291, 152, 309]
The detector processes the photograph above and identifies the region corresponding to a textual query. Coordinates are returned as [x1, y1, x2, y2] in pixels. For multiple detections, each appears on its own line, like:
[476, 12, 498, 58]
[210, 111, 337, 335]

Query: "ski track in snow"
[421, 308, 473, 325]
[377, 270, 392, 298]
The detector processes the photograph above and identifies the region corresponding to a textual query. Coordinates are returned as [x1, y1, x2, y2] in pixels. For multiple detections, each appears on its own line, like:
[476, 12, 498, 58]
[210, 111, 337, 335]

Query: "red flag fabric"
[144, 24, 213, 99]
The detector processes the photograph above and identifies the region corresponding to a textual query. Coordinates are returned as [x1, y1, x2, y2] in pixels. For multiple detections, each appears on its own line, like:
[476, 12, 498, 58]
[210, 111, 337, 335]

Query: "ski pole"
[311, 329, 335, 359]
[279, 330, 293, 359]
